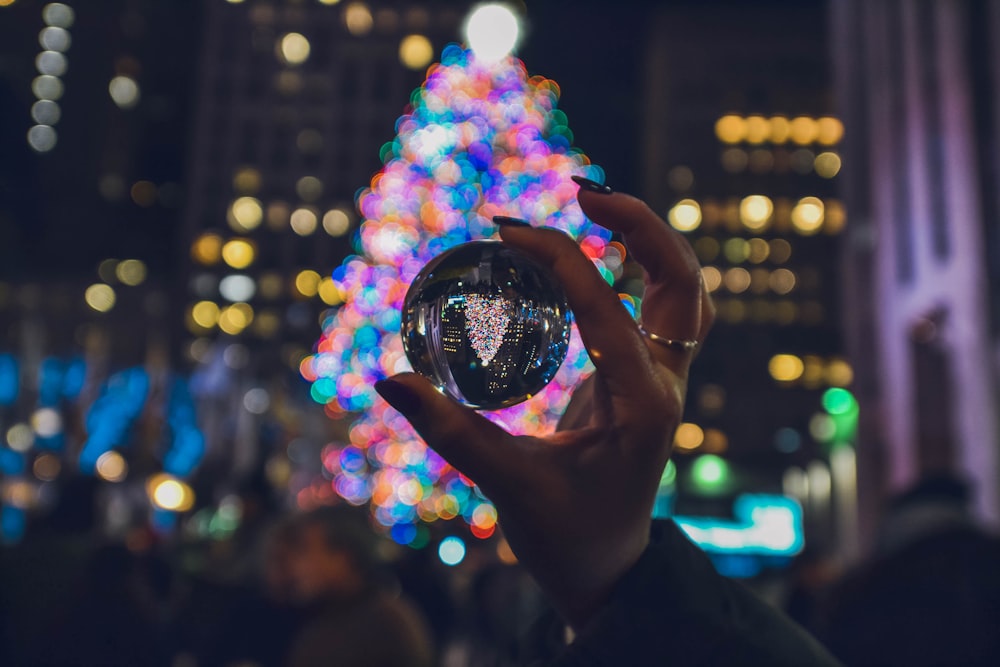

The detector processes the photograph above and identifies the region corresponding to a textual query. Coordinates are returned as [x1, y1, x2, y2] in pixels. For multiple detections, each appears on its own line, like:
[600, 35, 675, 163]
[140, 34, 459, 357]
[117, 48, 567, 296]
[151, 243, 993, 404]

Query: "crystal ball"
[401, 241, 571, 410]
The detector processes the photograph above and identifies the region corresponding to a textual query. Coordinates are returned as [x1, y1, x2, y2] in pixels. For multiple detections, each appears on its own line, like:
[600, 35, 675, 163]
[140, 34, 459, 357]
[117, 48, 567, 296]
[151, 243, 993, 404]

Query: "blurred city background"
[1, 0, 999, 665]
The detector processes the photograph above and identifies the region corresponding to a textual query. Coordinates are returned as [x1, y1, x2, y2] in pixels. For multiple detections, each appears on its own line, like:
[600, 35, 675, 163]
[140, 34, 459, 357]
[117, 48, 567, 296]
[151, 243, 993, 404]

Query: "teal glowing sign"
[674, 494, 804, 557]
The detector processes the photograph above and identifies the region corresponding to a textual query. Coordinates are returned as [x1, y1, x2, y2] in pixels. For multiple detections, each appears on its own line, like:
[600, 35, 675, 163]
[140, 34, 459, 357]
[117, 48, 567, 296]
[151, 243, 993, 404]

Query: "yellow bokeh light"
[723, 267, 751, 293]
[218, 303, 254, 335]
[802, 355, 825, 388]
[148, 474, 195, 512]
[192, 233, 223, 265]
[318, 277, 344, 305]
[85, 284, 116, 312]
[233, 167, 261, 194]
[826, 358, 855, 387]
[747, 238, 770, 263]
[290, 208, 318, 236]
[116, 259, 146, 286]
[769, 238, 792, 263]
[701, 266, 722, 292]
[228, 196, 263, 232]
[0, 0, 18, 7]
[191, 301, 220, 328]
[791, 197, 825, 234]
[295, 270, 322, 297]
[221, 238, 256, 269]
[769, 268, 796, 294]
[789, 116, 818, 145]
[817, 117, 844, 145]
[253, 310, 281, 338]
[323, 209, 351, 236]
[814, 151, 842, 178]
[745, 115, 769, 144]
[266, 202, 290, 231]
[296, 176, 323, 202]
[259, 272, 283, 300]
[130, 180, 157, 207]
[6, 423, 33, 452]
[739, 195, 773, 230]
[668, 199, 702, 231]
[344, 2, 374, 36]
[674, 422, 705, 451]
[399, 34, 433, 70]
[702, 428, 728, 454]
[722, 238, 750, 263]
[769, 354, 804, 382]
[749, 268, 770, 294]
[825, 199, 847, 234]
[769, 116, 791, 143]
[277, 32, 310, 65]
[96, 451, 127, 482]
[715, 115, 746, 144]
[33, 453, 61, 481]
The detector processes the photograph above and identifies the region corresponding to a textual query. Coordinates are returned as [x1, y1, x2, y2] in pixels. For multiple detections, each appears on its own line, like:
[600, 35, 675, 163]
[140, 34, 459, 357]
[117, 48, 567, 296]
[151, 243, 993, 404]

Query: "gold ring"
[639, 326, 699, 352]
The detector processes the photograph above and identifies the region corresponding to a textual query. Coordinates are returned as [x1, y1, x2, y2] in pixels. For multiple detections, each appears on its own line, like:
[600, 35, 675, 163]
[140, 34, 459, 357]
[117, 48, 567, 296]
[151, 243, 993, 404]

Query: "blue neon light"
[0, 354, 18, 406]
[674, 494, 804, 558]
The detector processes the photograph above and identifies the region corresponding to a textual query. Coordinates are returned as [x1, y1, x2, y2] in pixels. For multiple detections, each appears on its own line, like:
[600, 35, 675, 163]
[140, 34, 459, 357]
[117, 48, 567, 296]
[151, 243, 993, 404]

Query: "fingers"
[576, 188, 707, 347]
[497, 223, 667, 417]
[374, 373, 522, 496]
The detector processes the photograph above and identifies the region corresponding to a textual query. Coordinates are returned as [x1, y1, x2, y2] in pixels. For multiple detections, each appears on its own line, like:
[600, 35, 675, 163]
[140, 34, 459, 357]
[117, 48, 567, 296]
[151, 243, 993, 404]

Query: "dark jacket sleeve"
[542, 520, 842, 666]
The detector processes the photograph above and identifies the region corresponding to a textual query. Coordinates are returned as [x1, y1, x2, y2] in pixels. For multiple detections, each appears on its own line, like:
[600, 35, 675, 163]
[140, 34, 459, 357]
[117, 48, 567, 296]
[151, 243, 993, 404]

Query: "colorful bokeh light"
[306, 46, 614, 539]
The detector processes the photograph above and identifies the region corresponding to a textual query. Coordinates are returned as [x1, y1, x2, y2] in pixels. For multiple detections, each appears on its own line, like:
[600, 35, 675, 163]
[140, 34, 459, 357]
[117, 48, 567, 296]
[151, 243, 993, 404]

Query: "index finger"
[496, 221, 669, 420]
[574, 182, 707, 346]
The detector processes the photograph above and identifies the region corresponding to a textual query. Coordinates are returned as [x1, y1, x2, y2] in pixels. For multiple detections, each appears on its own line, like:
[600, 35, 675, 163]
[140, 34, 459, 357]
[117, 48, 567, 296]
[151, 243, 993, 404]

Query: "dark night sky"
[0, 0, 825, 281]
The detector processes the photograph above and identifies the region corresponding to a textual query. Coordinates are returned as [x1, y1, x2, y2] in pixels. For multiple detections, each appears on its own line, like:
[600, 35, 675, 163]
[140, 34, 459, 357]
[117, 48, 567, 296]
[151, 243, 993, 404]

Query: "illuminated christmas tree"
[303, 45, 622, 544]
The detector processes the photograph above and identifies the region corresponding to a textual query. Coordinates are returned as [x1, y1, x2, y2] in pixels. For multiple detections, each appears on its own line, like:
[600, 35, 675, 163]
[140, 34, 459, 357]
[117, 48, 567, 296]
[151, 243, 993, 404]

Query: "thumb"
[375, 373, 522, 494]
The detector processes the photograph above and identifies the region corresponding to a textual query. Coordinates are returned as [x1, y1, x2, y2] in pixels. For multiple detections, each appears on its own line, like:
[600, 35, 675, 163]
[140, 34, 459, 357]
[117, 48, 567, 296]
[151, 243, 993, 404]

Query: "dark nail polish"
[571, 175, 613, 194]
[375, 380, 422, 417]
[493, 215, 531, 228]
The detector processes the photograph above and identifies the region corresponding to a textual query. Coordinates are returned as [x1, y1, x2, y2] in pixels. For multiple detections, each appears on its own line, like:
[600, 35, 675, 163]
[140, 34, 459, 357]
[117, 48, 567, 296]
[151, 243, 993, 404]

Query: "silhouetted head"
[287, 506, 380, 603]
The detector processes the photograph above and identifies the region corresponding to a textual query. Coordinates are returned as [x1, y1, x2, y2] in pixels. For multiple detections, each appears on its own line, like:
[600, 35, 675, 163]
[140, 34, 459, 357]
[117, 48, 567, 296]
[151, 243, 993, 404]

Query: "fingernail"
[493, 215, 531, 228]
[375, 379, 422, 417]
[571, 175, 613, 194]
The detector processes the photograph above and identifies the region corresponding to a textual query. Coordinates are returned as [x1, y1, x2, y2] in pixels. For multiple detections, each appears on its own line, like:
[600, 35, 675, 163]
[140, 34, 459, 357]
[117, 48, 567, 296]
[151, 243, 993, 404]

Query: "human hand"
[375, 177, 714, 629]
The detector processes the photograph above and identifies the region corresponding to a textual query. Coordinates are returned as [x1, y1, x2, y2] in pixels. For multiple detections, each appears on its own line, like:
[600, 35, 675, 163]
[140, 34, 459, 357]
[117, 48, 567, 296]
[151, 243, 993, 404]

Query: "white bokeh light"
[463, 3, 520, 63]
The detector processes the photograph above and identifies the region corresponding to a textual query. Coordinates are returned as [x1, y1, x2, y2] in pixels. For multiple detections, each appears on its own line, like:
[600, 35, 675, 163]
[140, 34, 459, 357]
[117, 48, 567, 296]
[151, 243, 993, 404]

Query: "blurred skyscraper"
[641, 1, 856, 558]
[179, 0, 465, 379]
[834, 0, 1000, 531]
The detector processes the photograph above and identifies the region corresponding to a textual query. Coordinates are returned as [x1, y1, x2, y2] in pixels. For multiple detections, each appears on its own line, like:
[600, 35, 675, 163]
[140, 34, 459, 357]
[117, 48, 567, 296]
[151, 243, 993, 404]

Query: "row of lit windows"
[276, 29, 433, 71]
[188, 270, 343, 306]
[702, 266, 798, 295]
[191, 219, 348, 271]
[235, 0, 451, 41]
[668, 196, 845, 235]
[186, 301, 323, 340]
[673, 423, 728, 454]
[713, 299, 825, 326]
[715, 114, 844, 146]
[720, 147, 841, 178]
[694, 237, 791, 265]
[82, 259, 149, 313]
[768, 354, 854, 387]
[227, 196, 352, 236]
[27, 3, 74, 153]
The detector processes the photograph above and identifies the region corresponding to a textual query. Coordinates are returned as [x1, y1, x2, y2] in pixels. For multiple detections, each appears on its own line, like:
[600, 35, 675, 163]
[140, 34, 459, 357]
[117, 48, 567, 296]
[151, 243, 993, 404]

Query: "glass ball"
[402, 241, 571, 410]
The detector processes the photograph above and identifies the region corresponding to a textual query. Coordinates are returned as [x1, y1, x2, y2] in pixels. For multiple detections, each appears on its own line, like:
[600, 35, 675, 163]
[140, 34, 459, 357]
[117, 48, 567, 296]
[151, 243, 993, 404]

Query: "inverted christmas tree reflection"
[403, 241, 570, 410]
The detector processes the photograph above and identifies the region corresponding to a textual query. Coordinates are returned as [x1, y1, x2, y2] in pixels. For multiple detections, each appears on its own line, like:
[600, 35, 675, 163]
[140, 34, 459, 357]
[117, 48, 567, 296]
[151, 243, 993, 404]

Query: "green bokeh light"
[822, 387, 857, 415]
[691, 454, 729, 491]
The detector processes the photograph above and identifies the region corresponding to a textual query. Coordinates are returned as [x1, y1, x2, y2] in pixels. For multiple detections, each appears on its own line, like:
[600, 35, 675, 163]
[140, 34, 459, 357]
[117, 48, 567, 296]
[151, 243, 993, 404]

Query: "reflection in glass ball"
[402, 241, 571, 410]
